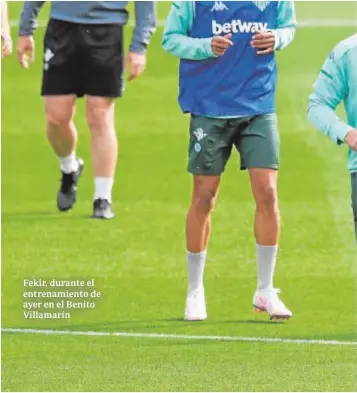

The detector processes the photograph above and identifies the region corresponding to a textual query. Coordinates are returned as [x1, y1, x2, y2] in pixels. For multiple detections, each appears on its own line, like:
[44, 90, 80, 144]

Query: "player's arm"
[1, 1, 12, 58]
[162, 1, 232, 60]
[126, 1, 156, 81]
[251, 1, 296, 55]
[17, 1, 45, 68]
[130, 1, 156, 54]
[19, 1, 45, 37]
[273, 1, 296, 50]
[307, 51, 355, 149]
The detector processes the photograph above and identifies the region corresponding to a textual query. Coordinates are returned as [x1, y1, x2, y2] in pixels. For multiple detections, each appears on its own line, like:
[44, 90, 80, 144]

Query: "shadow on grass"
[1, 211, 100, 222]
[54, 318, 280, 331]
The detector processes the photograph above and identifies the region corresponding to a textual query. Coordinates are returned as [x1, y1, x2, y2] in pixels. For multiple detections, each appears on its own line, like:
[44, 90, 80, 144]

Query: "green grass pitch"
[1, 1, 357, 392]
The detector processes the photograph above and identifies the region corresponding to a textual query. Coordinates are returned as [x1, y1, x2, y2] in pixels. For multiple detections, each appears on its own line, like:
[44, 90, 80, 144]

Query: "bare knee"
[47, 111, 73, 128]
[45, 98, 75, 128]
[193, 191, 217, 216]
[86, 107, 107, 133]
[255, 184, 278, 211]
[86, 98, 114, 135]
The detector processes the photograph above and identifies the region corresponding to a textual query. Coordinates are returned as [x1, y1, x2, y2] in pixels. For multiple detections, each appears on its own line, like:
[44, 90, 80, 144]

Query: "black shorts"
[41, 19, 124, 98]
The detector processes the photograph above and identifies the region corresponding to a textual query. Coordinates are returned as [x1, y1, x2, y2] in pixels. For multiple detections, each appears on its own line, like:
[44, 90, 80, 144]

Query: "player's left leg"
[86, 97, 117, 219]
[44, 96, 84, 212]
[249, 168, 291, 321]
[238, 113, 292, 321]
[351, 172, 357, 243]
[82, 23, 124, 219]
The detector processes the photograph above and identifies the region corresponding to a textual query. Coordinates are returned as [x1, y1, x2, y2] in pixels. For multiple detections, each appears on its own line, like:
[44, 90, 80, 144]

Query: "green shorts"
[352, 173, 357, 242]
[187, 113, 280, 175]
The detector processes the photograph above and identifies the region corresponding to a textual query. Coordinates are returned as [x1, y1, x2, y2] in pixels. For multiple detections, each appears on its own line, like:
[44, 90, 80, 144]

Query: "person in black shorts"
[17, 1, 156, 219]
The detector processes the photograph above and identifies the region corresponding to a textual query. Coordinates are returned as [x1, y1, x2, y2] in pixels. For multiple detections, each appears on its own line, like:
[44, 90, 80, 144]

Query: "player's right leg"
[352, 172, 357, 243]
[185, 175, 221, 321]
[45, 97, 83, 212]
[41, 19, 84, 212]
[184, 116, 233, 321]
[86, 96, 117, 220]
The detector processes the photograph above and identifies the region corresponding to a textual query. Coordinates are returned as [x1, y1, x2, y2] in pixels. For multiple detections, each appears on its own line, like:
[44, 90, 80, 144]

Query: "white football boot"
[184, 288, 207, 321]
[253, 288, 292, 322]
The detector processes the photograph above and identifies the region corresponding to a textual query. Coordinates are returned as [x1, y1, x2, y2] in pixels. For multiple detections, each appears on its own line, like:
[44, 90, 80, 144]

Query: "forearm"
[162, 33, 214, 60]
[1, 1, 10, 37]
[274, 1, 296, 50]
[130, 1, 156, 54]
[308, 95, 352, 145]
[273, 27, 296, 50]
[19, 1, 45, 36]
[162, 0, 215, 61]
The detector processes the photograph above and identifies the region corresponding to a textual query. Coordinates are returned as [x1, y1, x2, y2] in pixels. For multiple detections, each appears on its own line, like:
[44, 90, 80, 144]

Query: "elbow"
[307, 93, 323, 123]
[307, 100, 318, 126]
[307, 96, 324, 130]
[148, 24, 156, 36]
[148, 18, 157, 35]
[307, 99, 329, 135]
[161, 35, 168, 51]
[307, 101, 314, 122]
[161, 34, 172, 53]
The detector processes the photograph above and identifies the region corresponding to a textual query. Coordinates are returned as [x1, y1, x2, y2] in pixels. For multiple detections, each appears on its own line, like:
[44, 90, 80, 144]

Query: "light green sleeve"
[161, 1, 215, 60]
[272, 1, 297, 50]
[307, 51, 352, 145]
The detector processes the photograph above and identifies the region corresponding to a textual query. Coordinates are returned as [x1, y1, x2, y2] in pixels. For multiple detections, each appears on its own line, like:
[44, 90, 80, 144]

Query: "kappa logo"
[44, 48, 54, 71]
[193, 128, 208, 141]
[44, 48, 54, 63]
[252, 1, 271, 12]
[212, 19, 268, 34]
[211, 1, 228, 12]
[328, 50, 336, 61]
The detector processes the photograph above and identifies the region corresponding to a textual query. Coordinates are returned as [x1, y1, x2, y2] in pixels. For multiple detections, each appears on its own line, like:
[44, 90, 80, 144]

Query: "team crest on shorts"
[252, 1, 271, 11]
[194, 143, 202, 153]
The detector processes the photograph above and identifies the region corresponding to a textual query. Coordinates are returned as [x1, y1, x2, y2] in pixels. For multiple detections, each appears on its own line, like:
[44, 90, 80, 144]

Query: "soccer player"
[308, 34, 357, 242]
[162, 1, 296, 321]
[1, 1, 12, 58]
[17, 1, 156, 219]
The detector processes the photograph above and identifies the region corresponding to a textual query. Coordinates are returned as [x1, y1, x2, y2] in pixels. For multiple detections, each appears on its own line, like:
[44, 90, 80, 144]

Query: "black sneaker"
[57, 158, 84, 212]
[92, 198, 115, 220]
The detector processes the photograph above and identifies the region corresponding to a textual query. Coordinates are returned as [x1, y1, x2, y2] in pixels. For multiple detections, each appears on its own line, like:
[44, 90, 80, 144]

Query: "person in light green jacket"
[308, 34, 357, 242]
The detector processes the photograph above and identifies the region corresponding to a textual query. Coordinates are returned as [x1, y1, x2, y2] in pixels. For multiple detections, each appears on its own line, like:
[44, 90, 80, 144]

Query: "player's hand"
[1, 32, 12, 58]
[126, 52, 146, 82]
[251, 31, 276, 55]
[211, 34, 233, 56]
[344, 129, 357, 152]
[17, 36, 35, 69]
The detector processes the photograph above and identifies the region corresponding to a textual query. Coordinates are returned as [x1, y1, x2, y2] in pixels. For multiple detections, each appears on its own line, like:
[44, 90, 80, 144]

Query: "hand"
[344, 129, 357, 152]
[211, 34, 233, 56]
[251, 31, 276, 55]
[17, 36, 35, 68]
[126, 52, 146, 81]
[1, 32, 12, 58]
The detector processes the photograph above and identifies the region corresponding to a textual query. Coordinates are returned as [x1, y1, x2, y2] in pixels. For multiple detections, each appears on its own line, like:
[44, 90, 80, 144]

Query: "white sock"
[59, 153, 78, 174]
[187, 250, 207, 292]
[94, 177, 114, 203]
[256, 244, 278, 291]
